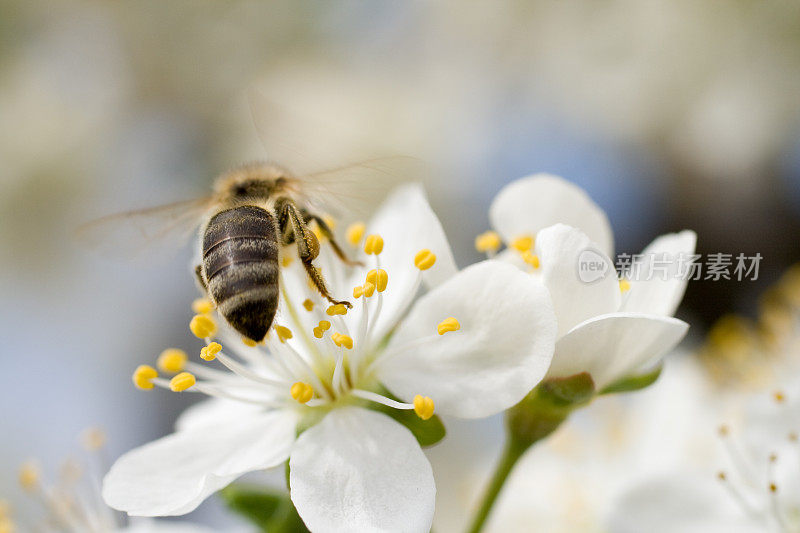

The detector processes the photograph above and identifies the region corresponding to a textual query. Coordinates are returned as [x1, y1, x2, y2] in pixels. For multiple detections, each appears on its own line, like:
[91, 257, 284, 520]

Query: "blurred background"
[2, 0, 800, 528]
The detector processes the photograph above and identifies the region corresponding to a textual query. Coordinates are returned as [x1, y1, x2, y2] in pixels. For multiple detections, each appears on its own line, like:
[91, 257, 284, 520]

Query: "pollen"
[157, 348, 187, 373]
[437, 317, 461, 335]
[366, 269, 388, 292]
[521, 251, 540, 268]
[169, 372, 196, 392]
[362, 281, 376, 297]
[770, 482, 778, 493]
[414, 249, 436, 271]
[323, 215, 337, 230]
[200, 342, 222, 361]
[275, 325, 293, 343]
[475, 231, 502, 253]
[413, 395, 435, 420]
[364, 234, 384, 255]
[191, 298, 215, 315]
[242, 337, 257, 347]
[773, 390, 786, 403]
[133, 365, 158, 390]
[346, 222, 366, 245]
[318, 320, 331, 331]
[510, 235, 534, 253]
[18, 462, 39, 491]
[290, 382, 314, 404]
[326, 303, 348, 316]
[353, 285, 364, 299]
[331, 332, 354, 349]
[619, 279, 631, 293]
[281, 255, 293, 267]
[303, 299, 314, 312]
[190, 314, 217, 339]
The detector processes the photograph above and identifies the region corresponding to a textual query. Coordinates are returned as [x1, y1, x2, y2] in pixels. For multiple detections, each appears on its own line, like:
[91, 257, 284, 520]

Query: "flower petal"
[174, 398, 263, 432]
[536, 224, 621, 338]
[378, 260, 557, 418]
[489, 174, 614, 257]
[621, 230, 697, 317]
[103, 410, 297, 516]
[354, 183, 457, 343]
[290, 407, 435, 533]
[546, 312, 689, 389]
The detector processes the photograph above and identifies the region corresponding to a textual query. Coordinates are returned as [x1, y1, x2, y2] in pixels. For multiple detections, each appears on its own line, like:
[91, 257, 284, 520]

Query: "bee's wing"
[298, 156, 430, 221]
[247, 88, 430, 220]
[77, 197, 215, 263]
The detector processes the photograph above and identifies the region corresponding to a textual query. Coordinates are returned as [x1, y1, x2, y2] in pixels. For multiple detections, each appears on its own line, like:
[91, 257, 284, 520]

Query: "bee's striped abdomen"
[202, 205, 279, 342]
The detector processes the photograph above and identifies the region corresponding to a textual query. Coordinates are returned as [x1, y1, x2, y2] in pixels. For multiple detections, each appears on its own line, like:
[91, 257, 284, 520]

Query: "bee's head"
[215, 162, 295, 202]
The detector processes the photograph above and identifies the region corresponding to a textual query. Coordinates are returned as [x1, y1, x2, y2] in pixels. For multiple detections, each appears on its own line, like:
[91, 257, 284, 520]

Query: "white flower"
[6, 430, 212, 533]
[609, 385, 800, 533]
[102, 184, 557, 532]
[486, 173, 694, 389]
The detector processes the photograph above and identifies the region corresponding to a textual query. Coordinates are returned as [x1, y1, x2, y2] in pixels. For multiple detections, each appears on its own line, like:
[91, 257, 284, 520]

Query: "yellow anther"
[619, 279, 631, 293]
[200, 342, 222, 361]
[353, 285, 364, 299]
[169, 372, 196, 392]
[275, 325, 293, 343]
[81, 427, 107, 451]
[189, 314, 217, 339]
[475, 231, 502, 253]
[437, 317, 461, 335]
[362, 281, 376, 297]
[413, 395, 435, 420]
[521, 251, 540, 269]
[326, 303, 348, 316]
[323, 215, 337, 230]
[414, 249, 437, 271]
[133, 365, 158, 390]
[303, 299, 314, 312]
[290, 382, 314, 404]
[157, 348, 187, 373]
[313, 327, 324, 339]
[242, 337, 257, 347]
[346, 222, 366, 246]
[364, 234, 384, 255]
[511, 235, 534, 253]
[191, 298, 214, 315]
[331, 332, 354, 349]
[318, 320, 331, 331]
[281, 255, 293, 267]
[18, 461, 39, 491]
[366, 269, 388, 292]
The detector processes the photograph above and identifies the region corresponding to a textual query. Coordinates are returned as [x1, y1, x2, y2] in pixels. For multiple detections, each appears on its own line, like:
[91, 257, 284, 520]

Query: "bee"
[81, 161, 375, 342]
[194, 162, 360, 341]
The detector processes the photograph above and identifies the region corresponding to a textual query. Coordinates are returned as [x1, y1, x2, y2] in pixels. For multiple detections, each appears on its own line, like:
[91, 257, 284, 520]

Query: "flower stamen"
[437, 317, 461, 335]
[413, 395, 435, 420]
[132, 365, 158, 390]
[156, 349, 187, 373]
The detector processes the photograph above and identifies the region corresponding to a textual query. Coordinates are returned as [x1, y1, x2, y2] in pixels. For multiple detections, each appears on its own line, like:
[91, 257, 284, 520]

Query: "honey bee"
[81, 161, 382, 342]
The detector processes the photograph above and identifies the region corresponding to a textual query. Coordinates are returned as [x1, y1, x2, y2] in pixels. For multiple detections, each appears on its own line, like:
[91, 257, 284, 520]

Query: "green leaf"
[506, 372, 595, 447]
[220, 485, 309, 533]
[600, 365, 663, 395]
[368, 387, 446, 447]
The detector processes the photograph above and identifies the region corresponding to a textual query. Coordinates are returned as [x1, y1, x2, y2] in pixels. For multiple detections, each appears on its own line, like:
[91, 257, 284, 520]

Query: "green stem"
[465, 437, 529, 533]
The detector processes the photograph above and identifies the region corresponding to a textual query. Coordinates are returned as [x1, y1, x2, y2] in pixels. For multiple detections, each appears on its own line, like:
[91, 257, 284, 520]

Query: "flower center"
[133, 228, 460, 422]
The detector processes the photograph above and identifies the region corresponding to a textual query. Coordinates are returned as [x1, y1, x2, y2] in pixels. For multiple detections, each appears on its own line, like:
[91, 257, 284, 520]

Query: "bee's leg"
[301, 210, 363, 267]
[280, 202, 352, 308]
